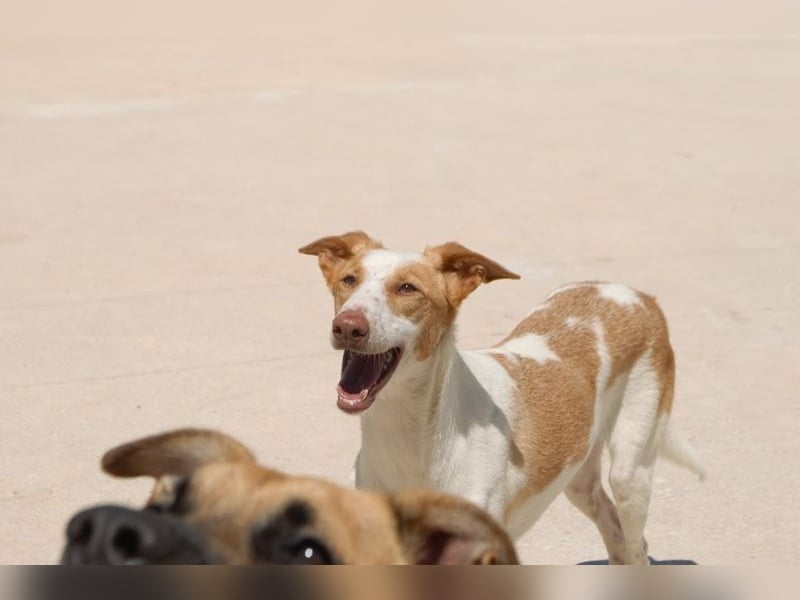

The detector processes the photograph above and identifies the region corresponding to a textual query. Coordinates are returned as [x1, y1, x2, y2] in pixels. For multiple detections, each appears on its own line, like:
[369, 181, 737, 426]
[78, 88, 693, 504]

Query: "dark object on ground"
[579, 557, 697, 565]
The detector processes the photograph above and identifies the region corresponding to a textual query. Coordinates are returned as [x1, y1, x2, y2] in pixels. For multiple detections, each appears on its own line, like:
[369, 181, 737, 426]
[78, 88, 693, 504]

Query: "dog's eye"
[397, 282, 418, 294]
[288, 538, 334, 565]
[341, 275, 357, 287]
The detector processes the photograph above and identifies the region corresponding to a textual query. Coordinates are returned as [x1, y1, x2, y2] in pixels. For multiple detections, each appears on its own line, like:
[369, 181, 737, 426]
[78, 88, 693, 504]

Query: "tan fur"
[425, 242, 521, 306]
[327, 258, 367, 313]
[298, 235, 520, 362]
[176, 461, 406, 564]
[389, 489, 516, 565]
[298, 231, 383, 310]
[381, 247, 519, 360]
[492, 284, 675, 518]
[385, 261, 456, 361]
[298, 231, 383, 262]
[102, 428, 257, 479]
[97, 429, 519, 565]
[494, 354, 597, 520]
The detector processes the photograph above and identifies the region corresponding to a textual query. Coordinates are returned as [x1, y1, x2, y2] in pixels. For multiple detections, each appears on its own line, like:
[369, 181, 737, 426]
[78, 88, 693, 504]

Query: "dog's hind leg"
[565, 444, 627, 564]
[607, 348, 672, 565]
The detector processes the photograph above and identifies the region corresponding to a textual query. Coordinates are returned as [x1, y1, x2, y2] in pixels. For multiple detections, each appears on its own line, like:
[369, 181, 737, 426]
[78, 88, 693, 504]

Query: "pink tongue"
[339, 353, 384, 395]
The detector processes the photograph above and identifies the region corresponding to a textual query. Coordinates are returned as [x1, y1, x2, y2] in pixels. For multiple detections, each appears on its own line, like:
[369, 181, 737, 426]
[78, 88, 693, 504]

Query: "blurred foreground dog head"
[62, 428, 518, 565]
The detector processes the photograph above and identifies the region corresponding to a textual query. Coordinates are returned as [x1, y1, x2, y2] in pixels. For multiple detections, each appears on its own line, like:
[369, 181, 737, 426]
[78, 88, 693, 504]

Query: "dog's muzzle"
[61, 505, 215, 565]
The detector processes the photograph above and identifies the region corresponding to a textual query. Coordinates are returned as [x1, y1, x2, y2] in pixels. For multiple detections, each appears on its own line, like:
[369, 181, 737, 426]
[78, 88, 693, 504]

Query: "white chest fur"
[355, 346, 528, 523]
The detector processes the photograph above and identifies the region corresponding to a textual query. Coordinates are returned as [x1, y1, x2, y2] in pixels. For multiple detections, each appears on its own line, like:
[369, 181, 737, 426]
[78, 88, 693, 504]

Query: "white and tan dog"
[300, 231, 705, 565]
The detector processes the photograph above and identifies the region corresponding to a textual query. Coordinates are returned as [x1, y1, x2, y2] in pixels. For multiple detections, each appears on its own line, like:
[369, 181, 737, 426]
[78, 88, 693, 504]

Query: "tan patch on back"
[507, 284, 674, 403]
[493, 283, 675, 518]
[509, 285, 647, 386]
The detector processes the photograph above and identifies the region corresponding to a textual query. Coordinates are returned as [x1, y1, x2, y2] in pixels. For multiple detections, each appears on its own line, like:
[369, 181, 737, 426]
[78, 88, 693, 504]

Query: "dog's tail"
[658, 425, 706, 481]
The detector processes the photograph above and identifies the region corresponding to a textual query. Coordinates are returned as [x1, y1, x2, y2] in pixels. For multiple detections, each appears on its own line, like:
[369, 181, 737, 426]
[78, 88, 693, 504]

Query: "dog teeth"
[338, 390, 369, 405]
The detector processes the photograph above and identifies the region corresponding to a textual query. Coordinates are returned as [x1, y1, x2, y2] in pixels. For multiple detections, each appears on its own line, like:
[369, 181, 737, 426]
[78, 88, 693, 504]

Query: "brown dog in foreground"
[61, 428, 518, 565]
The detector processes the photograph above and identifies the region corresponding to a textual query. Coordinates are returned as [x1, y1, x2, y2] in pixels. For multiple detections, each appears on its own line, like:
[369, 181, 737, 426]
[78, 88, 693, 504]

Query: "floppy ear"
[425, 242, 520, 305]
[389, 489, 519, 565]
[298, 231, 383, 284]
[101, 428, 257, 479]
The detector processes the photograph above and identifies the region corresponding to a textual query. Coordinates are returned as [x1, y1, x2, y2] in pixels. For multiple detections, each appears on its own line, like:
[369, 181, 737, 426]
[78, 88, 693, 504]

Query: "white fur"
[436, 350, 528, 517]
[597, 283, 642, 306]
[607, 349, 663, 564]
[356, 340, 526, 521]
[588, 319, 620, 448]
[338, 250, 421, 353]
[591, 319, 613, 395]
[491, 333, 560, 364]
[659, 420, 706, 480]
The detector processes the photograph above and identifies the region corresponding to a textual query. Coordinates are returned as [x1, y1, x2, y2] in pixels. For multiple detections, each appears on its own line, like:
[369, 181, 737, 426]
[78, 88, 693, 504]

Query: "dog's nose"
[332, 310, 370, 348]
[63, 506, 162, 565]
[62, 505, 213, 565]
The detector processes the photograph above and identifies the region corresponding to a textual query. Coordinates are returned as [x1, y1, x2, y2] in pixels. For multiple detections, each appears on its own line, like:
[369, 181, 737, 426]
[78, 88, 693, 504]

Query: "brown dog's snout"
[63, 506, 163, 565]
[332, 310, 370, 349]
[62, 505, 212, 565]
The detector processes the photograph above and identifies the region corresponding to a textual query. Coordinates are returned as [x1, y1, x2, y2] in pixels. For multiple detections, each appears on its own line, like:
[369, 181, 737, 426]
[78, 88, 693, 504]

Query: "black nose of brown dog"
[63, 506, 160, 564]
[332, 310, 370, 349]
[62, 505, 211, 565]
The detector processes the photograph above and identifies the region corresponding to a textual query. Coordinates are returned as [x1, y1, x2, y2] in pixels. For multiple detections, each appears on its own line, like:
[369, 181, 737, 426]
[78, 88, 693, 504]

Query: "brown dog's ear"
[298, 231, 383, 284]
[102, 428, 256, 479]
[389, 489, 519, 565]
[425, 242, 520, 305]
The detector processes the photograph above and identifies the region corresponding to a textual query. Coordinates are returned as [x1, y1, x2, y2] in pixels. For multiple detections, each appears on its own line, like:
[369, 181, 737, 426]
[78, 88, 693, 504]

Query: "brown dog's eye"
[342, 275, 357, 287]
[397, 283, 417, 294]
[251, 501, 339, 565]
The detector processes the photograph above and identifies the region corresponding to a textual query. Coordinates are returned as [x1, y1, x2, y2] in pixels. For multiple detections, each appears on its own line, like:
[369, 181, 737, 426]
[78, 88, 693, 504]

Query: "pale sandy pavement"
[1, 31, 799, 564]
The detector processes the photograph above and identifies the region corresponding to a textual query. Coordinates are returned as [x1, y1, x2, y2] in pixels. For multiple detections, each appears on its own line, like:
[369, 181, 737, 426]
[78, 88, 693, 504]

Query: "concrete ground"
[1, 26, 799, 564]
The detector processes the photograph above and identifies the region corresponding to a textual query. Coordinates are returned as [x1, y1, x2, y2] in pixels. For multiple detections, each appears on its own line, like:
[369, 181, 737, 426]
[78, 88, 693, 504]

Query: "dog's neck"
[358, 328, 476, 487]
[367, 327, 457, 414]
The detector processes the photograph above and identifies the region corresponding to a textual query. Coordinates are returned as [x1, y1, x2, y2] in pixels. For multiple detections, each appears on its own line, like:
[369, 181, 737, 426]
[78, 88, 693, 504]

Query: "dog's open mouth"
[336, 348, 402, 414]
